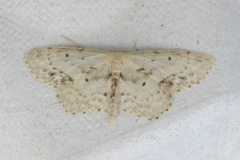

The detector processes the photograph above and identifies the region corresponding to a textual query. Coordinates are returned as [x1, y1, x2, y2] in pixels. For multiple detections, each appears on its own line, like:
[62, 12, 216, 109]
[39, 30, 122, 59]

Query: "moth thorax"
[111, 58, 123, 73]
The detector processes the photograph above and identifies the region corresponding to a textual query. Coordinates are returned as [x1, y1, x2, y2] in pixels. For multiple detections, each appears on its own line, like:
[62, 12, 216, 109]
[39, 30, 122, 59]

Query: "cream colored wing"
[119, 50, 213, 120]
[25, 46, 111, 114]
[126, 50, 214, 92]
[120, 59, 172, 120]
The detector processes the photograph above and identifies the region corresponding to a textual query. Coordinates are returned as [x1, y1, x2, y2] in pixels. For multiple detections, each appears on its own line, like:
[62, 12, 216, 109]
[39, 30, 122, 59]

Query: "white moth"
[25, 46, 214, 122]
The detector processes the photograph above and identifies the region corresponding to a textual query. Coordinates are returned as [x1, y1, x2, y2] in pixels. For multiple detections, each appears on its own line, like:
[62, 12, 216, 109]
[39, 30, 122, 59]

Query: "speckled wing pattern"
[25, 46, 213, 122]
[25, 47, 111, 115]
[120, 50, 213, 120]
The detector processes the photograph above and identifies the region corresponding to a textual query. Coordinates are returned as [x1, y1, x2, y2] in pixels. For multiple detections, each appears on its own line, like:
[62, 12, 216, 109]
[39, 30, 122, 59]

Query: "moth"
[25, 46, 213, 122]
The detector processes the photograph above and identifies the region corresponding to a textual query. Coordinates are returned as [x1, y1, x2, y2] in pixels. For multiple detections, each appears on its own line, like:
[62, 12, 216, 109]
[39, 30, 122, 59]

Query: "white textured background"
[1, 0, 240, 160]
